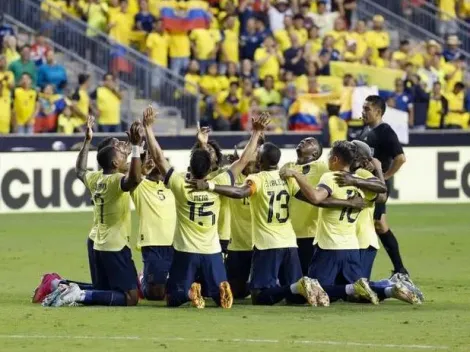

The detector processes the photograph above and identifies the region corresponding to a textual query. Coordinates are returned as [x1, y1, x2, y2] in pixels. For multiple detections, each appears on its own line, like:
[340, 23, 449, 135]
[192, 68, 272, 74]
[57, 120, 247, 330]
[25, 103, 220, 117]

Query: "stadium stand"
[0, 0, 469, 138]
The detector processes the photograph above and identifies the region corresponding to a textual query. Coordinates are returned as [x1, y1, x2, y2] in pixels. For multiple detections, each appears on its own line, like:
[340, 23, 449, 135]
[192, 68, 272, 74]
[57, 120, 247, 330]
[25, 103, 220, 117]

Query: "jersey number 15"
[187, 201, 216, 226]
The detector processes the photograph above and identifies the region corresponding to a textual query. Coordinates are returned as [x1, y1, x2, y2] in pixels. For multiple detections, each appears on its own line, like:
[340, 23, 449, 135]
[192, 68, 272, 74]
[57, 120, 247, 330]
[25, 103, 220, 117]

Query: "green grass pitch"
[1, 204, 469, 352]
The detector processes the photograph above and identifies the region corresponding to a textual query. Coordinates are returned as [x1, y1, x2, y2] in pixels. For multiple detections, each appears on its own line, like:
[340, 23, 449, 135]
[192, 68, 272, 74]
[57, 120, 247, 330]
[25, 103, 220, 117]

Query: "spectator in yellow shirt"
[292, 14, 308, 46]
[305, 25, 322, 60]
[254, 36, 284, 81]
[374, 47, 390, 68]
[3, 35, 20, 66]
[426, 81, 448, 129]
[0, 55, 14, 94]
[438, 0, 458, 37]
[0, 80, 13, 134]
[445, 82, 468, 129]
[199, 63, 222, 121]
[190, 27, 220, 74]
[327, 17, 348, 53]
[57, 105, 83, 134]
[254, 75, 281, 107]
[184, 60, 201, 95]
[274, 15, 293, 52]
[220, 15, 240, 72]
[444, 55, 465, 93]
[90, 72, 123, 132]
[108, 0, 134, 46]
[146, 19, 170, 88]
[365, 15, 390, 59]
[13, 73, 39, 134]
[214, 81, 241, 131]
[347, 20, 368, 58]
[169, 31, 191, 75]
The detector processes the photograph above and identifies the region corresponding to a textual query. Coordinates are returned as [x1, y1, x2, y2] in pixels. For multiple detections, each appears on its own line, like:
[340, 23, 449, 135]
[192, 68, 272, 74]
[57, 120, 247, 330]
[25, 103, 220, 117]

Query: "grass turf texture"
[0, 204, 469, 352]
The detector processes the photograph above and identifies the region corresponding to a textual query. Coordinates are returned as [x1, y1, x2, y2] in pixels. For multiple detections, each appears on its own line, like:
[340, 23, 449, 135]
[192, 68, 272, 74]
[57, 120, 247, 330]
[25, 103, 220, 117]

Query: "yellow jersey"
[0, 70, 14, 96]
[354, 169, 380, 250]
[427, 97, 444, 128]
[57, 114, 83, 134]
[199, 75, 222, 96]
[71, 88, 90, 121]
[0, 94, 12, 134]
[293, 28, 308, 46]
[146, 32, 170, 67]
[246, 170, 298, 250]
[109, 11, 134, 46]
[254, 47, 281, 80]
[328, 115, 348, 145]
[228, 174, 252, 251]
[221, 29, 239, 63]
[445, 91, 468, 128]
[131, 178, 176, 248]
[169, 32, 191, 58]
[314, 172, 364, 250]
[165, 168, 234, 254]
[13, 87, 38, 126]
[189, 29, 220, 60]
[283, 160, 329, 239]
[84, 171, 131, 252]
[439, 0, 456, 20]
[92, 86, 121, 125]
[274, 29, 292, 51]
[184, 73, 200, 95]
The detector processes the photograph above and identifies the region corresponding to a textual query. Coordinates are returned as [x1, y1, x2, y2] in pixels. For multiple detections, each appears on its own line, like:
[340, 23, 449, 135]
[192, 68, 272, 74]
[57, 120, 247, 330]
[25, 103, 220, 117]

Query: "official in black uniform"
[358, 95, 409, 275]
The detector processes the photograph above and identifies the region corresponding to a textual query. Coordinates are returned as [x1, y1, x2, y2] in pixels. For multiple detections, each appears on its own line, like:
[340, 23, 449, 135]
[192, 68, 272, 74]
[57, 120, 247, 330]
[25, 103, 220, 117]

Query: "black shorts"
[373, 179, 391, 220]
[94, 246, 138, 292]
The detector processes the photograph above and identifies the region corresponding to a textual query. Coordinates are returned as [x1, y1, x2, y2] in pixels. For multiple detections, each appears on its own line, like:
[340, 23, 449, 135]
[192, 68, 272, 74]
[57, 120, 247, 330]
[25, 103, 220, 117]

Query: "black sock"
[378, 230, 408, 275]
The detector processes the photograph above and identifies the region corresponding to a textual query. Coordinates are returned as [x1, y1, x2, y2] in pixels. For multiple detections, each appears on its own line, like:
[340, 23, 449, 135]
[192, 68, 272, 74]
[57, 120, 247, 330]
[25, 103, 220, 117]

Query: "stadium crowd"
[1, 0, 469, 135]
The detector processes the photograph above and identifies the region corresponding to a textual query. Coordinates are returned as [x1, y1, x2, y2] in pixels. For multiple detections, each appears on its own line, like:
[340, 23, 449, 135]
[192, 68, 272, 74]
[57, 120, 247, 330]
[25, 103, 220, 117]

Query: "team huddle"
[32, 95, 424, 309]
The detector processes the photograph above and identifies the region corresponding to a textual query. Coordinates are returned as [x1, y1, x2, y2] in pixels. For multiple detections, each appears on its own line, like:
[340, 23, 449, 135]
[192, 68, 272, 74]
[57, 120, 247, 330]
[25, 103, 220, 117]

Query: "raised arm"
[228, 113, 270, 178]
[120, 121, 144, 192]
[142, 106, 172, 174]
[281, 169, 329, 205]
[75, 115, 94, 183]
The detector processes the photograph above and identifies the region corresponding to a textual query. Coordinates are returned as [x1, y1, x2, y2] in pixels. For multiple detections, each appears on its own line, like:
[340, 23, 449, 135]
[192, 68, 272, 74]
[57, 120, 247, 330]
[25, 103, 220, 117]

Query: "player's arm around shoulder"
[281, 168, 330, 205]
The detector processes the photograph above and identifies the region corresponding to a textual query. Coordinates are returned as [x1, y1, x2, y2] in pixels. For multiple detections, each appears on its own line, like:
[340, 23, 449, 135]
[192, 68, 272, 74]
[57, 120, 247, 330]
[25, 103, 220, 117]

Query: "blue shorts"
[308, 245, 363, 286]
[167, 250, 227, 299]
[226, 250, 252, 283]
[141, 246, 174, 285]
[87, 238, 97, 286]
[360, 246, 377, 280]
[250, 247, 303, 290]
[94, 246, 138, 292]
[296, 238, 315, 276]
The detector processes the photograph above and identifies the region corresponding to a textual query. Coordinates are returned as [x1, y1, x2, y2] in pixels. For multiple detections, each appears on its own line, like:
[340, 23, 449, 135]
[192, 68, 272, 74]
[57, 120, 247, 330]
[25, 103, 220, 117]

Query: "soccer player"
[281, 141, 379, 304]
[282, 137, 329, 275]
[358, 95, 409, 275]
[188, 142, 335, 307]
[131, 152, 176, 300]
[144, 106, 269, 309]
[43, 120, 144, 307]
[335, 140, 423, 303]
[32, 126, 132, 303]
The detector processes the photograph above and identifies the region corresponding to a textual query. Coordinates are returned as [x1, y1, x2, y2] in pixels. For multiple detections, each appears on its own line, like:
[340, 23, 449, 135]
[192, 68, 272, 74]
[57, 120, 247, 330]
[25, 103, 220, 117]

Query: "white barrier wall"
[0, 147, 469, 213]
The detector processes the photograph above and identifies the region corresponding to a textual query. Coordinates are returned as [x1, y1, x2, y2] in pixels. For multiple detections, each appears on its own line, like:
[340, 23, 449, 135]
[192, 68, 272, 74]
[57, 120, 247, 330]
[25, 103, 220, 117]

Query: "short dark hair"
[97, 137, 116, 151]
[400, 39, 410, 46]
[208, 140, 223, 166]
[454, 82, 465, 90]
[78, 73, 90, 85]
[190, 149, 212, 179]
[97, 145, 116, 170]
[260, 142, 281, 166]
[326, 103, 340, 116]
[331, 141, 357, 166]
[365, 95, 386, 116]
[103, 72, 114, 80]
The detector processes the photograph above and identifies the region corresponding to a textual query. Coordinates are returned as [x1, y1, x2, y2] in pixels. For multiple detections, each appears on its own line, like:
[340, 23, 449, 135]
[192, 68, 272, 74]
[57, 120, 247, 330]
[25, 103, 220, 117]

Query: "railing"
[3, 14, 133, 124]
[0, 0, 200, 127]
[356, 0, 470, 61]
[364, 0, 470, 55]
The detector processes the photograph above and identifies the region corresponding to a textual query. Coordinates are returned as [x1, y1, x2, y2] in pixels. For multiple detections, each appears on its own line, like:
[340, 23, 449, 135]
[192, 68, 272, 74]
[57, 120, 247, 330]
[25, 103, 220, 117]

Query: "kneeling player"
[144, 107, 268, 308]
[131, 153, 176, 300]
[43, 121, 144, 307]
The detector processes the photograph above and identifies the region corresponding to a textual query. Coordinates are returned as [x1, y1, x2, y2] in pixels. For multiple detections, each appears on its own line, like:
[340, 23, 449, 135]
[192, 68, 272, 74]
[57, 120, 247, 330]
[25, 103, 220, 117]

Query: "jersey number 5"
[339, 190, 361, 224]
[187, 201, 216, 226]
[267, 190, 290, 223]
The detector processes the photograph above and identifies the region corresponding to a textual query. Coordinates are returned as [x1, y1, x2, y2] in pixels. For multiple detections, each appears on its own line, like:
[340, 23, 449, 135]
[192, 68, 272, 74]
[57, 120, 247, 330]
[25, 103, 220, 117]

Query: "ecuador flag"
[159, 1, 211, 31]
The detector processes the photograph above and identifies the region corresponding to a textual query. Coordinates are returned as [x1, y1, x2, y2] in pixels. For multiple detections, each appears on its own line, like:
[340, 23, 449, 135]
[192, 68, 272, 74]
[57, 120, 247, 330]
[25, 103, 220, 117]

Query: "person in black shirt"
[358, 95, 409, 276]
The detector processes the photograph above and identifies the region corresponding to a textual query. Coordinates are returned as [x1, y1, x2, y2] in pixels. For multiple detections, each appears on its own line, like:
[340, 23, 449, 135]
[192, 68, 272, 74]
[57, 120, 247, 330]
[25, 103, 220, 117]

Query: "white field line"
[0, 334, 449, 350]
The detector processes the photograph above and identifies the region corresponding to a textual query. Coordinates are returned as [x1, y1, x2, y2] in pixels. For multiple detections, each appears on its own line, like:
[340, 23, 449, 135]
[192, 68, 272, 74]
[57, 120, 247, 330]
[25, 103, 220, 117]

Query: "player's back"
[284, 160, 329, 238]
[247, 170, 298, 250]
[85, 171, 131, 251]
[165, 169, 234, 254]
[228, 173, 252, 251]
[315, 171, 364, 250]
[354, 168, 380, 249]
[130, 178, 176, 249]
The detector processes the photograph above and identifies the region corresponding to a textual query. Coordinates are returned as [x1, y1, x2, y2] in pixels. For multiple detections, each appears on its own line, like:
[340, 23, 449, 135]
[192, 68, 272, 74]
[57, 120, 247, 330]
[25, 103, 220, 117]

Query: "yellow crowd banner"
[330, 62, 405, 91]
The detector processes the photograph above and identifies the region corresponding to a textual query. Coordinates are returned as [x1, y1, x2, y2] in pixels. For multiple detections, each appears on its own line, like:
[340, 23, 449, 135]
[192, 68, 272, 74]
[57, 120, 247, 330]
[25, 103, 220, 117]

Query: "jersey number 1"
[267, 190, 290, 223]
[187, 201, 216, 226]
